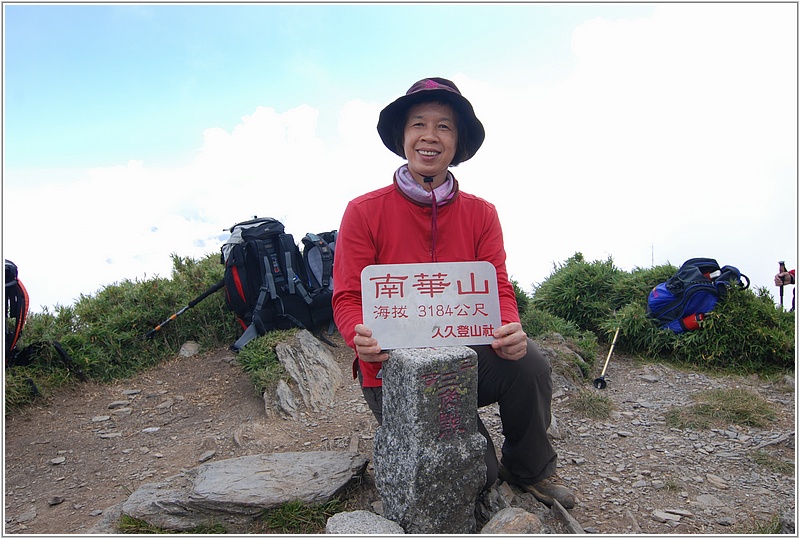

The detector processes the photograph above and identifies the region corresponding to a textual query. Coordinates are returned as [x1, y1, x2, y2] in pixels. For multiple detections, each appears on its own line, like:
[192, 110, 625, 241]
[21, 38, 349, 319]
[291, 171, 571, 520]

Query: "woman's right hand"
[354, 324, 389, 363]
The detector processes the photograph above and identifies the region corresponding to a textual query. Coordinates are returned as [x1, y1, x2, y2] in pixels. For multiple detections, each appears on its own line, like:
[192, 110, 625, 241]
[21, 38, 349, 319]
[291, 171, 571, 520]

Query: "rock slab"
[122, 451, 368, 532]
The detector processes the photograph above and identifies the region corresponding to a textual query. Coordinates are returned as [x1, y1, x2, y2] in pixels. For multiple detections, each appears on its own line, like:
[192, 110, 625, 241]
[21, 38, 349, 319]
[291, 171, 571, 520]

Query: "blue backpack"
[647, 258, 749, 333]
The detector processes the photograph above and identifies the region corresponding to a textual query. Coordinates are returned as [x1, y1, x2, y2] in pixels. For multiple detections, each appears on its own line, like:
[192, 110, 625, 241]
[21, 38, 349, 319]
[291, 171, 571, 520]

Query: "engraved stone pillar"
[373, 346, 486, 534]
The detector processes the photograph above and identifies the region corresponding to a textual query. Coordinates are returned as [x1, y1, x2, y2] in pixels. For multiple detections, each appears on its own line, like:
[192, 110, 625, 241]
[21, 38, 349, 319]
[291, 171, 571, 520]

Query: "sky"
[3, 2, 797, 314]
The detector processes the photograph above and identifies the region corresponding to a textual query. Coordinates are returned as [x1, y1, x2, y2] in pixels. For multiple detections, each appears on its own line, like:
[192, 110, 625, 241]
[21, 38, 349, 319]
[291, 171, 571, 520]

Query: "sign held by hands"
[360, 261, 502, 350]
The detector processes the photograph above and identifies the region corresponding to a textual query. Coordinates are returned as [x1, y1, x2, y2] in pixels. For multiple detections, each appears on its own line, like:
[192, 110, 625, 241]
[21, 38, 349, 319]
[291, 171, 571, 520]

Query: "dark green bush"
[532, 253, 621, 335]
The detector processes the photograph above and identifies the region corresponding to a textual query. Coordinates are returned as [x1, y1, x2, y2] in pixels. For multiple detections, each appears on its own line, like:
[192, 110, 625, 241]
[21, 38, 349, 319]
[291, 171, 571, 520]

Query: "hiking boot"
[498, 465, 576, 509]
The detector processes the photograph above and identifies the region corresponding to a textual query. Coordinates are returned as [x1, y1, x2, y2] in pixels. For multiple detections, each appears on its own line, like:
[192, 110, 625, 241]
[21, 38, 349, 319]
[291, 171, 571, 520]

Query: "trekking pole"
[593, 327, 620, 390]
[778, 260, 786, 309]
[144, 279, 225, 339]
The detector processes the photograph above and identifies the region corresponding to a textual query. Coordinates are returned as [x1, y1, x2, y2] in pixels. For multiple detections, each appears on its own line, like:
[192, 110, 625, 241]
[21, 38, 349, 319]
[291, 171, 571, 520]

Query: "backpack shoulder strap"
[279, 234, 313, 304]
[304, 232, 334, 289]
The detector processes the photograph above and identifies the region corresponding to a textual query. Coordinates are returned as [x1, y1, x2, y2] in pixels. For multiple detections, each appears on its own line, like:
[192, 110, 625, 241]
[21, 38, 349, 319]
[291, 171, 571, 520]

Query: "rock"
[155, 398, 174, 410]
[122, 451, 368, 532]
[547, 412, 562, 439]
[16, 508, 37, 523]
[269, 379, 299, 419]
[178, 341, 200, 357]
[198, 450, 216, 463]
[624, 509, 642, 533]
[780, 509, 795, 534]
[325, 510, 405, 534]
[665, 508, 694, 518]
[652, 510, 681, 523]
[695, 494, 726, 507]
[706, 473, 730, 489]
[87, 503, 123, 534]
[49, 457, 66, 465]
[274, 329, 342, 412]
[551, 499, 584, 534]
[481, 507, 544, 534]
[107, 401, 129, 409]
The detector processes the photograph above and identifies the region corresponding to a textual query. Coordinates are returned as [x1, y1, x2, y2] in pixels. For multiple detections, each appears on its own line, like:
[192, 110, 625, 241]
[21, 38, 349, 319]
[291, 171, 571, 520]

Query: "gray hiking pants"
[359, 338, 557, 490]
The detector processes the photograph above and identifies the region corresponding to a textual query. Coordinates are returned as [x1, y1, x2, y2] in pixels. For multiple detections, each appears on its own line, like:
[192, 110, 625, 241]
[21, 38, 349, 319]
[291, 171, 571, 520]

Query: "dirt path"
[4, 334, 795, 534]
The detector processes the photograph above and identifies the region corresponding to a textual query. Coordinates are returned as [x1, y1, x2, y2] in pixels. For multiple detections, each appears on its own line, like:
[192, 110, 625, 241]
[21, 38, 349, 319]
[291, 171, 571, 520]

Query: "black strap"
[307, 233, 333, 289]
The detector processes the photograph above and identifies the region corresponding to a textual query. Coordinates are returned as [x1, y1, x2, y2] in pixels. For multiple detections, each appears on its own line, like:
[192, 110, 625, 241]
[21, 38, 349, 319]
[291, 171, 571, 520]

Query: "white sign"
[360, 261, 502, 350]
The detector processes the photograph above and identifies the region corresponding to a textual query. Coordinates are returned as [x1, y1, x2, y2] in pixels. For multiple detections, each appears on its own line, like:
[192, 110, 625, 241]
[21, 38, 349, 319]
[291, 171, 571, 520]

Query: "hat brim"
[377, 89, 485, 163]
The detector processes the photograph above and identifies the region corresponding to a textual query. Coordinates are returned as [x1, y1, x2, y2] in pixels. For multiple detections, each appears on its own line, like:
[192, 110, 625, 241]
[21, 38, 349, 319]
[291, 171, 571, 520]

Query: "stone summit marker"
[373, 346, 487, 534]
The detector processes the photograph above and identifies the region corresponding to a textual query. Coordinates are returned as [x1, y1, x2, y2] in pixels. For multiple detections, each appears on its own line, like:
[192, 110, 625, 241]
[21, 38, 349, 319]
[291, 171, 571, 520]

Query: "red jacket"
[332, 178, 520, 387]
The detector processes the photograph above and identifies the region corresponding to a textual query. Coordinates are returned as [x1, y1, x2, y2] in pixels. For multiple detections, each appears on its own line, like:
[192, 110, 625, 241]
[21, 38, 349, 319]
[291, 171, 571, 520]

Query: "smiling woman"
[331, 76, 577, 509]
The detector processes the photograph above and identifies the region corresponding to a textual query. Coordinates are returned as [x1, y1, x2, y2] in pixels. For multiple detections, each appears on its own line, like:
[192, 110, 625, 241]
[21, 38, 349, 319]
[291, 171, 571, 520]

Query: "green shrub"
[520, 306, 598, 363]
[5, 254, 240, 411]
[532, 253, 621, 335]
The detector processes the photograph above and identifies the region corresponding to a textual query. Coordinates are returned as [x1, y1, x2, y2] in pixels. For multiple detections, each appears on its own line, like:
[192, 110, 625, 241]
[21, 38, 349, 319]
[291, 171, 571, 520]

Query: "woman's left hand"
[491, 322, 528, 361]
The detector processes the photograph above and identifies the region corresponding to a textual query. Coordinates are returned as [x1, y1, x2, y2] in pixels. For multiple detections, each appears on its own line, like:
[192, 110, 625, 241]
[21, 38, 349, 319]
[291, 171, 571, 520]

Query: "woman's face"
[402, 101, 458, 185]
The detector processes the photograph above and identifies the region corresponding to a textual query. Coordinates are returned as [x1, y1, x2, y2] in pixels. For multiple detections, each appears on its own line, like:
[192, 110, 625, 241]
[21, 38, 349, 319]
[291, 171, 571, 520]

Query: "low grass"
[118, 514, 227, 534]
[252, 499, 345, 534]
[749, 449, 795, 476]
[567, 389, 614, 419]
[236, 328, 297, 395]
[665, 388, 778, 430]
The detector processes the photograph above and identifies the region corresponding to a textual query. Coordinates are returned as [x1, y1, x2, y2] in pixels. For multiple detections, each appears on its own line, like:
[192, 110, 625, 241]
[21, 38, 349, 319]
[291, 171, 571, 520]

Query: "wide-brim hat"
[377, 77, 485, 165]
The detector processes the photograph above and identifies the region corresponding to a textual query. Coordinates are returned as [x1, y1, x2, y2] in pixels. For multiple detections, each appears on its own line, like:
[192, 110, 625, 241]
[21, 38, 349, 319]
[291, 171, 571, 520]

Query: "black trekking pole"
[144, 279, 225, 339]
[778, 260, 787, 310]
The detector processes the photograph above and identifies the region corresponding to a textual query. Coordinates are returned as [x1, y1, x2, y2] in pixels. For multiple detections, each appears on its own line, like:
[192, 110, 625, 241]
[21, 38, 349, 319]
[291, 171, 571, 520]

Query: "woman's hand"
[491, 322, 528, 361]
[354, 324, 389, 363]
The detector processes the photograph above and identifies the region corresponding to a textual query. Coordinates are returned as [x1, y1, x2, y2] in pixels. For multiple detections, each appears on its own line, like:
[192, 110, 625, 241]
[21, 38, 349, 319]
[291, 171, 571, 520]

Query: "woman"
[332, 77, 575, 508]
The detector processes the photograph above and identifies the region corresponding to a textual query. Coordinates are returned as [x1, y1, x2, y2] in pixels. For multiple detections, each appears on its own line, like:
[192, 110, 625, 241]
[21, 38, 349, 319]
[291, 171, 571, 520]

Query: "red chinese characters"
[420, 357, 476, 439]
[361, 262, 501, 349]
